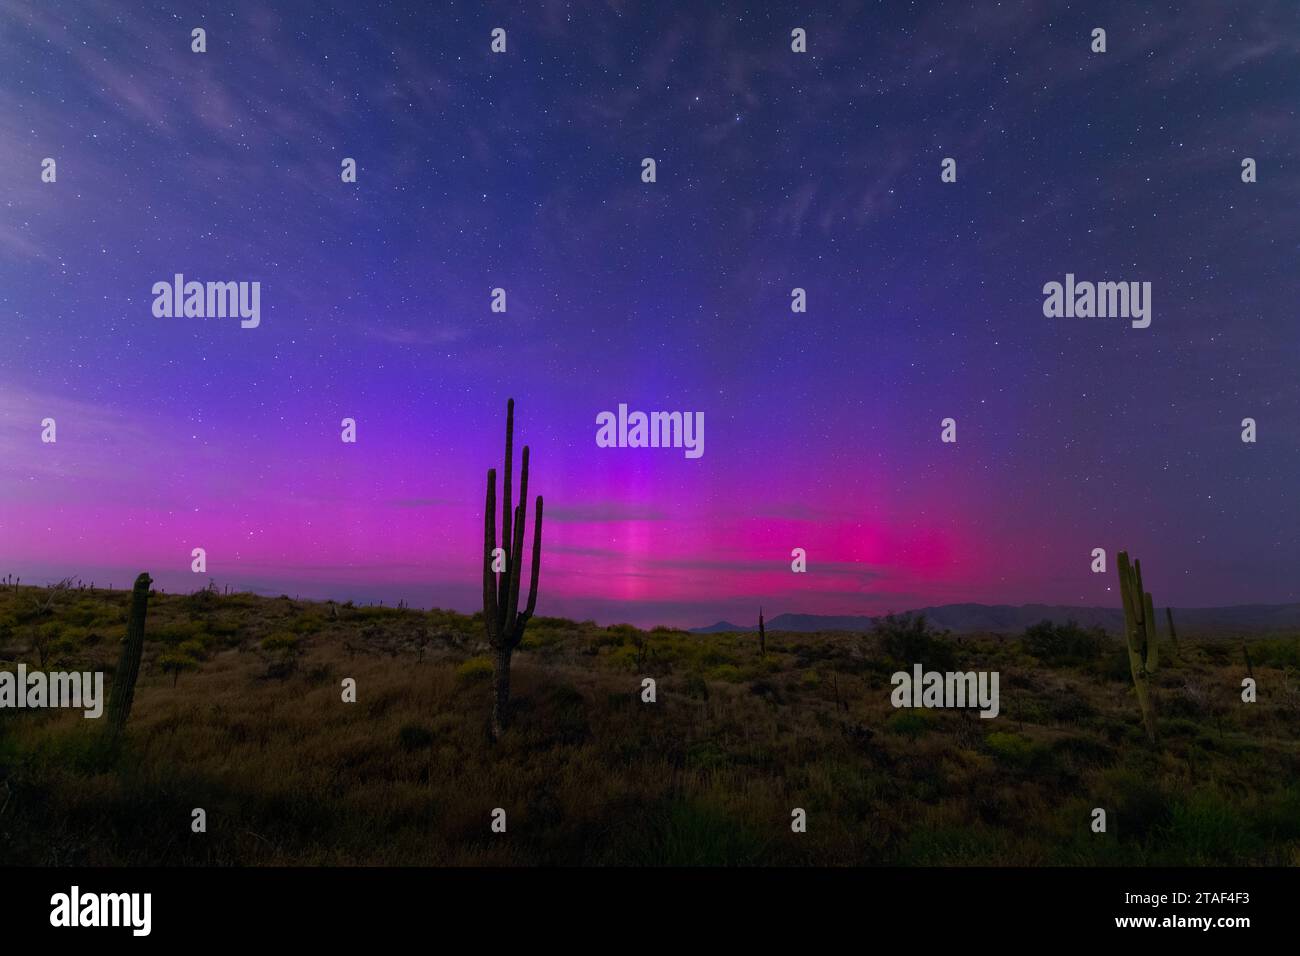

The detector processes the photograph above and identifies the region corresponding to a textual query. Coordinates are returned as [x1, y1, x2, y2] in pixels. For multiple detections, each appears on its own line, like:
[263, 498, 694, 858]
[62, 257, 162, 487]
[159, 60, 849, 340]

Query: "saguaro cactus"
[1116, 552, 1158, 744]
[758, 607, 766, 657]
[106, 572, 152, 739]
[483, 399, 543, 739]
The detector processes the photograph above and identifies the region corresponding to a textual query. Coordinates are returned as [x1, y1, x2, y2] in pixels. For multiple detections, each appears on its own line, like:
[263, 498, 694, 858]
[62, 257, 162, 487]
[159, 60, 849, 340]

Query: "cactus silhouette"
[1116, 552, 1158, 744]
[106, 572, 152, 739]
[758, 607, 766, 657]
[482, 399, 543, 739]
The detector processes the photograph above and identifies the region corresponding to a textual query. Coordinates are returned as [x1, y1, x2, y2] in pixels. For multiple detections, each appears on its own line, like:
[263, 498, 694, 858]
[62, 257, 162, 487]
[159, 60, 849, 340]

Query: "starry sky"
[1, 0, 1297, 627]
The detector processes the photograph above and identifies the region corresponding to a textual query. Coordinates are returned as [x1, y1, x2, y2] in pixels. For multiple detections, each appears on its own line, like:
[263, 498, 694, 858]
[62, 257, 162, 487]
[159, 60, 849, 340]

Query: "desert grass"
[1, 585, 1297, 865]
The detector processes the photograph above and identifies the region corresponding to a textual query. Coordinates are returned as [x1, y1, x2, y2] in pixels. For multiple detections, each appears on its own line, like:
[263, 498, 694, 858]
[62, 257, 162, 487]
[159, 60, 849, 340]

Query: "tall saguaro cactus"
[106, 572, 152, 739]
[483, 399, 544, 739]
[758, 607, 766, 658]
[1116, 552, 1158, 745]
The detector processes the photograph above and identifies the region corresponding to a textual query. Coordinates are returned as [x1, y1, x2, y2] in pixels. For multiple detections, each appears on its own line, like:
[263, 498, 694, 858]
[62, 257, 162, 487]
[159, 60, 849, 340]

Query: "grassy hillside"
[1, 583, 1298, 865]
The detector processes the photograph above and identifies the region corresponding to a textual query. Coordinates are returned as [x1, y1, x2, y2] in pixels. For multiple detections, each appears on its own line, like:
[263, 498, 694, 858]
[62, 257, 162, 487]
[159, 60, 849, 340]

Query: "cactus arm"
[1142, 590, 1158, 672]
[483, 469, 499, 641]
[503, 447, 529, 643]
[1117, 552, 1138, 635]
[502, 399, 514, 571]
[522, 495, 543, 622]
[513, 445, 530, 574]
[1132, 559, 1147, 642]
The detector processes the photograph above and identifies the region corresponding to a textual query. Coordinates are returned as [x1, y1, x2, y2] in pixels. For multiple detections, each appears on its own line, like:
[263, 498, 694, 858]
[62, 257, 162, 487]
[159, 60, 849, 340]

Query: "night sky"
[1, 1, 1297, 627]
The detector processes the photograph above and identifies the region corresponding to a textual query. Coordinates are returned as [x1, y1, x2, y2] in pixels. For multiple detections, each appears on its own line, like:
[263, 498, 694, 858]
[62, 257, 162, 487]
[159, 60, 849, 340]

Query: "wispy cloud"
[547, 501, 668, 522]
[362, 323, 469, 347]
[389, 496, 456, 509]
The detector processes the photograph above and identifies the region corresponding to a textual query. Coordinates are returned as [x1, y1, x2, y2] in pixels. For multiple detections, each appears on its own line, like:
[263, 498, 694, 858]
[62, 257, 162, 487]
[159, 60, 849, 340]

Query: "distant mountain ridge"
[690, 602, 1300, 636]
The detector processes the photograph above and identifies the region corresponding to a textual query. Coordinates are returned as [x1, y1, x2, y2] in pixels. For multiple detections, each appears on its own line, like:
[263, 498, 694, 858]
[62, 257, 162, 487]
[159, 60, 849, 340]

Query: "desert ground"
[1, 582, 1298, 865]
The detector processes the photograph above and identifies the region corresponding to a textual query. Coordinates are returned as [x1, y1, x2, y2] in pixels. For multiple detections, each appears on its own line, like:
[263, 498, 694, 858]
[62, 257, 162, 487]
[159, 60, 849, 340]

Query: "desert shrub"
[158, 621, 204, 646]
[520, 627, 564, 650]
[261, 632, 300, 653]
[699, 645, 734, 667]
[1250, 637, 1300, 668]
[544, 684, 590, 745]
[1006, 695, 1050, 725]
[1022, 619, 1106, 665]
[1096, 766, 1172, 840]
[291, 614, 325, 636]
[706, 664, 742, 683]
[1199, 643, 1233, 666]
[40, 624, 86, 659]
[1165, 789, 1259, 864]
[657, 800, 766, 866]
[1049, 734, 1115, 766]
[1162, 717, 1204, 739]
[685, 738, 730, 771]
[1045, 691, 1096, 723]
[159, 649, 200, 686]
[26, 620, 83, 666]
[1006, 670, 1038, 690]
[303, 663, 333, 686]
[1095, 645, 1134, 683]
[904, 824, 1012, 866]
[258, 631, 303, 680]
[397, 723, 434, 751]
[1254, 785, 1300, 843]
[591, 629, 629, 648]
[985, 732, 1041, 767]
[455, 656, 493, 682]
[608, 645, 640, 671]
[874, 614, 956, 671]
[794, 643, 839, 666]
[186, 582, 220, 608]
[64, 600, 102, 627]
[886, 710, 934, 738]
[683, 674, 709, 700]
[1164, 686, 1206, 718]
[207, 618, 239, 638]
[531, 615, 572, 629]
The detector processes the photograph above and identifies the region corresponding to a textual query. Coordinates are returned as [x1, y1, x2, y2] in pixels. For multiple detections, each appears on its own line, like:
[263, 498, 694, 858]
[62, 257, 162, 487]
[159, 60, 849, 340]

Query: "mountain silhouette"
[689, 602, 1300, 636]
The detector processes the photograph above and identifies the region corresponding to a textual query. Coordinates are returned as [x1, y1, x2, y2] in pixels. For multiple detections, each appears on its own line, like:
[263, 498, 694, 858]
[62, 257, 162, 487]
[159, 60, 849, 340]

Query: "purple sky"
[2, 0, 1298, 627]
